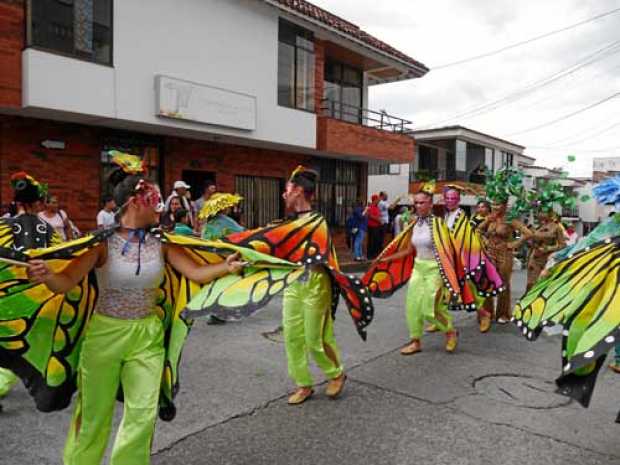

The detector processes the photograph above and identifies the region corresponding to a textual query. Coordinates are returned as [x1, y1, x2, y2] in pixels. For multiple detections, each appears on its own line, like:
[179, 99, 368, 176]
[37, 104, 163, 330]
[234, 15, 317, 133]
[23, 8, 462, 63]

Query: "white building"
[368, 126, 534, 207]
[0, 0, 427, 231]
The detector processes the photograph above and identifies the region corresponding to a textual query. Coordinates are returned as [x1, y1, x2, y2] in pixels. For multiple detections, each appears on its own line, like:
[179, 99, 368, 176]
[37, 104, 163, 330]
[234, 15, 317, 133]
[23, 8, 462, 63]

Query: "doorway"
[182, 170, 217, 201]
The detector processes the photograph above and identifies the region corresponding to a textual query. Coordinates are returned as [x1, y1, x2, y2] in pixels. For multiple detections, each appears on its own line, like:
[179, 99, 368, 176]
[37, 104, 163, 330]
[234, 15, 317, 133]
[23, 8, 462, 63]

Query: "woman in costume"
[198, 166, 374, 405]
[199, 193, 245, 241]
[0, 172, 60, 410]
[25, 155, 247, 465]
[0, 153, 307, 465]
[476, 168, 532, 323]
[364, 181, 473, 355]
[512, 174, 620, 418]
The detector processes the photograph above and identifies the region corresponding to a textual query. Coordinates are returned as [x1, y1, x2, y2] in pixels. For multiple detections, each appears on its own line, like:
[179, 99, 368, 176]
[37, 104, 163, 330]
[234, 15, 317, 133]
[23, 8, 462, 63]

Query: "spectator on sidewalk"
[349, 202, 368, 261]
[165, 180, 194, 227]
[366, 194, 382, 259]
[38, 195, 74, 241]
[161, 196, 183, 232]
[193, 181, 217, 232]
[96, 195, 117, 229]
[173, 208, 194, 236]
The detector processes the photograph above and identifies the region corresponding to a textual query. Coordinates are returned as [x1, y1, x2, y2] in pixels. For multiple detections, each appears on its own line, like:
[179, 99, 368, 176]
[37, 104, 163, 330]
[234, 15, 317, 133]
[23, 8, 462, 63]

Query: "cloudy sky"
[310, 0, 620, 176]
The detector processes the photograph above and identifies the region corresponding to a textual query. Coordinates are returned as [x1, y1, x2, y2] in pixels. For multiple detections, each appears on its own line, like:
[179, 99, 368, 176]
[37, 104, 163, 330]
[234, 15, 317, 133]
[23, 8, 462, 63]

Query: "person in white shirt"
[165, 180, 194, 227]
[96, 195, 117, 229]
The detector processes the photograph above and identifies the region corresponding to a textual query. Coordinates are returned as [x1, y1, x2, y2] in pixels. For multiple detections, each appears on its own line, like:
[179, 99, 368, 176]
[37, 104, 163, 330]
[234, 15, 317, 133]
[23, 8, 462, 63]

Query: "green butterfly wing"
[156, 233, 303, 420]
[0, 230, 110, 412]
[512, 237, 620, 406]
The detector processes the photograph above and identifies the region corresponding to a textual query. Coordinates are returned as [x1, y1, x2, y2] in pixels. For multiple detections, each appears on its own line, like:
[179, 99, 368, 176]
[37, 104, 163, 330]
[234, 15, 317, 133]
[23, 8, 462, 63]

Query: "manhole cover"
[473, 374, 572, 409]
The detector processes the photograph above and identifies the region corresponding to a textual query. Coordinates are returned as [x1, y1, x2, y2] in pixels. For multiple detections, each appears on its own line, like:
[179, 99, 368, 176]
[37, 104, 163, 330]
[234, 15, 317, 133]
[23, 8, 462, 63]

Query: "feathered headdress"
[110, 150, 147, 175]
[593, 175, 620, 210]
[420, 179, 436, 195]
[484, 167, 530, 220]
[289, 165, 319, 193]
[198, 193, 243, 220]
[10, 172, 48, 203]
[527, 179, 580, 214]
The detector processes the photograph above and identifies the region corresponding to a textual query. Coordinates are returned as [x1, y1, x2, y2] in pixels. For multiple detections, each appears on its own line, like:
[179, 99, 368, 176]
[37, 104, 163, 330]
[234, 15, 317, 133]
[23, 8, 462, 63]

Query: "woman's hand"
[225, 252, 246, 274]
[27, 259, 52, 284]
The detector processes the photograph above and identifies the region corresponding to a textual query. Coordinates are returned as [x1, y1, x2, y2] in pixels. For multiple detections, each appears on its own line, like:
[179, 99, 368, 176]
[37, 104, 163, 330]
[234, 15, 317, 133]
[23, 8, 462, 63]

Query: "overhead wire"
[507, 91, 620, 137]
[413, 40, 620, 130]
[431, 6, 620, 70]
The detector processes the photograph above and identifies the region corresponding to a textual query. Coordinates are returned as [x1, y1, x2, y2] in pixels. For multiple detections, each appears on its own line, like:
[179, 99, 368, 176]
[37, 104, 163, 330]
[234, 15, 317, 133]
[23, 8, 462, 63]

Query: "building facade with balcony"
[401, 126, 533, 207]
[0, 0, 426, 233]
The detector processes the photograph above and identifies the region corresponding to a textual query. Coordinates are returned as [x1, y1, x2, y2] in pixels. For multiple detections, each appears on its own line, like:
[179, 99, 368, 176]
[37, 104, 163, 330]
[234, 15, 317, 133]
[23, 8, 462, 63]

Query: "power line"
[431, 6, 620, 70]
[507, 91, 620, 137]
[541, 120, 620, 147]
[414, 40, 620, 129]
[528, 145, 620, 152]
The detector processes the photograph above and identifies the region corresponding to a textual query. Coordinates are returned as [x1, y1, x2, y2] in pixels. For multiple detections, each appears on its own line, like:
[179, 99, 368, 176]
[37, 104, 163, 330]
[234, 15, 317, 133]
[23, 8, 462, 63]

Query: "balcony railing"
[320, 99, 413, 134]
[562, 207, 579, 218]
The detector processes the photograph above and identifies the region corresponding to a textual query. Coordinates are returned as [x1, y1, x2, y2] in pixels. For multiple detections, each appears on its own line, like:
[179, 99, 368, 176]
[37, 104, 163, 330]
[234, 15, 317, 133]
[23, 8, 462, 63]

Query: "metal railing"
[562, 207, 579, 218]
[320, 99, 413, 134]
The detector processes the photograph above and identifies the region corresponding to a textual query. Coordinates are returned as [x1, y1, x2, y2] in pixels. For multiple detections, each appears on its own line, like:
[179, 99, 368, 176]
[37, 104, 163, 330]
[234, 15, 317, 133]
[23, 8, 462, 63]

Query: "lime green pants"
[63, 313, 164, 465]
[406, 259, 453, 339]
[0, 367, 18, 397]
[282, 269, 343, 387]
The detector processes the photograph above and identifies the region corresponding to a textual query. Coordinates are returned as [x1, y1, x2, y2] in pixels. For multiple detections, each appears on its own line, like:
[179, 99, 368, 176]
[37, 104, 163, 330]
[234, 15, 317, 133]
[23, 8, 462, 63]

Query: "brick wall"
[0, 0, 24, 109]
[314, 39, 325, 114]
[0, 116, 102, 230]
[317, 116, 415, 163]
[163, 137, 312, 195]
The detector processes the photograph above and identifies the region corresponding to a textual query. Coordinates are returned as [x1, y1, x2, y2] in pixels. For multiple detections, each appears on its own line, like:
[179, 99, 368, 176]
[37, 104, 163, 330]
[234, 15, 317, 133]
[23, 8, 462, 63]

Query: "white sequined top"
[411, 218, 434, 260]
[95, 233, 165, 319]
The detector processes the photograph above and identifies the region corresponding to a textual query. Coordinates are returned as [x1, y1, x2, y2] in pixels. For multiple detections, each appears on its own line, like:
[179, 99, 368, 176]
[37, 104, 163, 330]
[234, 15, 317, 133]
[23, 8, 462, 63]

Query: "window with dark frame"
[27, 0, 113, 66]
[323, 59, 363, 123]
[277, 19, 315, 112]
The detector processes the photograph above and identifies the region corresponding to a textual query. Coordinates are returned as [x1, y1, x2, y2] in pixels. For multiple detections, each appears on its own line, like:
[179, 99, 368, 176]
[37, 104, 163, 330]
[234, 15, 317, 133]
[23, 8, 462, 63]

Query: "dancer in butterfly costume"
[0, 172, 60, 410]
[0, 153, 305, 465]
[440, 186, 504, 333]
[512, 174, 620, 418]
[189, 166, 374, 405]
[362, 181, 475, 355]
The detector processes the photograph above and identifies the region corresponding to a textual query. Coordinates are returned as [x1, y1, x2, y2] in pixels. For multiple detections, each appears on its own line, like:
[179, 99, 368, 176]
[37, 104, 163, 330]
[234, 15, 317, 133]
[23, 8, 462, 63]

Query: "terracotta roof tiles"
[267, 0, 428, 73]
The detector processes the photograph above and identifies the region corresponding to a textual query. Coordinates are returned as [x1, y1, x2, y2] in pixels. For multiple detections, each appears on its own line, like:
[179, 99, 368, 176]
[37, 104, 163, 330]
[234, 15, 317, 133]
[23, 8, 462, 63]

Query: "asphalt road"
[1, 270, 619, 465]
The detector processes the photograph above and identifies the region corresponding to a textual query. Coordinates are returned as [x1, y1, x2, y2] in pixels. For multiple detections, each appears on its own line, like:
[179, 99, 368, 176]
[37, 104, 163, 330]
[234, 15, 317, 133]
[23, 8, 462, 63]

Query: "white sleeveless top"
[411, 218, 434, 260]
[96, 233, 165, 319]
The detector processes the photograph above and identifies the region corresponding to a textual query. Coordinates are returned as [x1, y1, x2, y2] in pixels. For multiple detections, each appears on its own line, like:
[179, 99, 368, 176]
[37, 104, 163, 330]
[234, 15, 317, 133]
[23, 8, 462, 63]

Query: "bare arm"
[164, 244, 244, 284]
[28, 245, 103, 293]
[378, 242, 414, 263]
[476, 217, 491, 233]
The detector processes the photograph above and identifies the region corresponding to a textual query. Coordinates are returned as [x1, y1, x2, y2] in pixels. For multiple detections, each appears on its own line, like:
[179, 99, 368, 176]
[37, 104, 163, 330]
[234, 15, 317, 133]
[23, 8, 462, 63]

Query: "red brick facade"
[0, 116, 321, 232]
[0, 0, 24, 109]
[317, 116, 414, 163]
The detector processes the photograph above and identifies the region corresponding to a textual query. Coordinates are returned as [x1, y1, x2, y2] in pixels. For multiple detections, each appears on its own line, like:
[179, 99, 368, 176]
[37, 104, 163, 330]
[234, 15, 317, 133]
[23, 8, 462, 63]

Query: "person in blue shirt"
[349, 202, 368, 261]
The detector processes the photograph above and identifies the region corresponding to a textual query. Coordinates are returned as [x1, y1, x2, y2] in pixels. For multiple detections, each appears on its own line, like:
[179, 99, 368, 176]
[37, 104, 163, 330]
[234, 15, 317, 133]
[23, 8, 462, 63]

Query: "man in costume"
[207, 166, 374, 405]
[0, 153, 305, 464]
[440, 186, 503, 333]
[0, 172, 59, 411]
[512, 174, 620, 421]
[364, 180, 473, 355]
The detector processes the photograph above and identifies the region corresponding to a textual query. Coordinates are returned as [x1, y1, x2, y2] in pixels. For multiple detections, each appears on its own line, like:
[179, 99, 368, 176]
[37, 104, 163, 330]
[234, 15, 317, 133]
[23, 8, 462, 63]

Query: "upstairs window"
[323, 60, 363, 123]
[278, 19, 315, 111]
[27, 0, 113, 65]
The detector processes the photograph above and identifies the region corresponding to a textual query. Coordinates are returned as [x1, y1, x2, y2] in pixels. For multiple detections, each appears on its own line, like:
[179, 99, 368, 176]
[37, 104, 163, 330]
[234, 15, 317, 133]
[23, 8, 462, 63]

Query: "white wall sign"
[155, 75, 256, 131]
